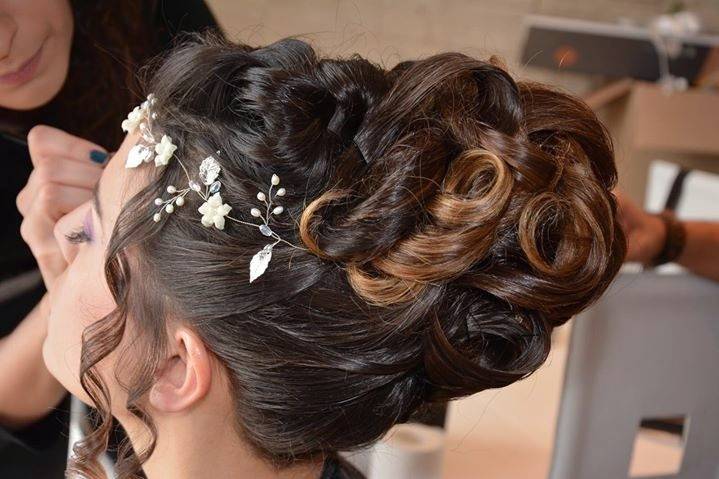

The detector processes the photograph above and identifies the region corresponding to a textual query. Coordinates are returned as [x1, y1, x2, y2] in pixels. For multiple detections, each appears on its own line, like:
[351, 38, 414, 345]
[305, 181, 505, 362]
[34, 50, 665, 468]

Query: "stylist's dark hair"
[71, 31, 626, 478]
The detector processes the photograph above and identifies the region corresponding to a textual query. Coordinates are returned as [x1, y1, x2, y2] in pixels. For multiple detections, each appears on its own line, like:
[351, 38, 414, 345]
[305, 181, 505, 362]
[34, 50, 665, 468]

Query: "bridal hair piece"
[121, 93, 307, 283]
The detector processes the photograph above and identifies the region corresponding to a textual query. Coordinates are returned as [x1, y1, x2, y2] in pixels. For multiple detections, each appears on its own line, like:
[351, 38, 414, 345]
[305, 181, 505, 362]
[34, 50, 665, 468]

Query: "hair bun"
[299, 51, 625, 400]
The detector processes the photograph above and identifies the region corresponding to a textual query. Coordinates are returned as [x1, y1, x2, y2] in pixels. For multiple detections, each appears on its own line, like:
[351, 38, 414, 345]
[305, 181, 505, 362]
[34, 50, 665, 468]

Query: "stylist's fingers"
[27, 124, 108, 167]
[20, 184, 94, 288]
[20, 182, 93, 221]
[18, 125, 105, 217]
[17, 126, 106, 290]
[20, 201, 68, 289]
[17, 164, 100, 216]
[34, 158, 105, 186]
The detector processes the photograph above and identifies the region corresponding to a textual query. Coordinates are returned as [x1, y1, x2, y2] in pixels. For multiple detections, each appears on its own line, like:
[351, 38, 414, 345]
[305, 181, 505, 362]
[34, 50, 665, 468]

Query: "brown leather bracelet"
[648, 210, 687, 268]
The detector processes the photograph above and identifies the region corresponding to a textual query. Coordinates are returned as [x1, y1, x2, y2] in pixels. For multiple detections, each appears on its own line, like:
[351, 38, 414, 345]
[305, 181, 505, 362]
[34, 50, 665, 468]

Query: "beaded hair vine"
[121, 93, 307, 283]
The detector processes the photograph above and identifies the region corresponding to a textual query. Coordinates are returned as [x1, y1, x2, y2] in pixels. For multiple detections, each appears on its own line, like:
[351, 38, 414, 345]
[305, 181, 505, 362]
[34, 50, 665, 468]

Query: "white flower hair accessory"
[123, 94, 178, 169]
[121, 106, 145, 134]
[198, 193, 232, 229]
[123, 93, 307, 283]
[154, 135, 177, 167]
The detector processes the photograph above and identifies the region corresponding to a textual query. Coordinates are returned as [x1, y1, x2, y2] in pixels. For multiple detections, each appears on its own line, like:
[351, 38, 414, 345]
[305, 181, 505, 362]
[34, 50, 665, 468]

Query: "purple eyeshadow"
[83, 209, 95, 242]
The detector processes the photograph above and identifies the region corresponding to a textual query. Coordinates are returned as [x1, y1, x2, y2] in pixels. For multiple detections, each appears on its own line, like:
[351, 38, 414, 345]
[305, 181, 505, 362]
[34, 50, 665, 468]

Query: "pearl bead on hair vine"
[121, 93, 307, 283]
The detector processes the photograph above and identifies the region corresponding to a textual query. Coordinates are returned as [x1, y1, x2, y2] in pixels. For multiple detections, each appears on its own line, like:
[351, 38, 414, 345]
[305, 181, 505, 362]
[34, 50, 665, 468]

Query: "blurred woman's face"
[0, 0, 73, 110]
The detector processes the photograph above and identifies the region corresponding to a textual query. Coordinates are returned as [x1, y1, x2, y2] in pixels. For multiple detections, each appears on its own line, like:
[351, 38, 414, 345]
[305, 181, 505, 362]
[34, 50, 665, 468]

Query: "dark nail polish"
[89, 150, 108, 164]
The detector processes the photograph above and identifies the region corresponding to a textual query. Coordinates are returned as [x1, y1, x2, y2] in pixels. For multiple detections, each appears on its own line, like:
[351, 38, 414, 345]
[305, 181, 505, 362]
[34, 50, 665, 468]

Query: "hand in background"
[0, 294, 66, 429]
[16, 125, 107, 290]
[615, 190, 667, 265]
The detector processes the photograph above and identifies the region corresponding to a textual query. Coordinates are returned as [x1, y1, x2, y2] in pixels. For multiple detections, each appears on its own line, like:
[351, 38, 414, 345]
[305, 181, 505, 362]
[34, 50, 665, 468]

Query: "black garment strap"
[664, 167, 690, 212]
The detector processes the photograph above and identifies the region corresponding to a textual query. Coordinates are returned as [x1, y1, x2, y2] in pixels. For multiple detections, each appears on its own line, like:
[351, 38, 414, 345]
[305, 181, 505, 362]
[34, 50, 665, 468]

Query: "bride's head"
[44, 33, 625, 478]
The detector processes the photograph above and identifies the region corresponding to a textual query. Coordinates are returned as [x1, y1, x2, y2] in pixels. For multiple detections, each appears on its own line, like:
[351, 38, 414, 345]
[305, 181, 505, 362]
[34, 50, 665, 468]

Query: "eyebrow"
[92, 180, 103, 221]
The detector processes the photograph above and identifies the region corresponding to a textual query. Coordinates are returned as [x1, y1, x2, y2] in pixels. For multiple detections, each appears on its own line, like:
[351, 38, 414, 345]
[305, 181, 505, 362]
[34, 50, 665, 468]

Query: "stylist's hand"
[615, 190, 667, 264]
[16, 125, 107, 290]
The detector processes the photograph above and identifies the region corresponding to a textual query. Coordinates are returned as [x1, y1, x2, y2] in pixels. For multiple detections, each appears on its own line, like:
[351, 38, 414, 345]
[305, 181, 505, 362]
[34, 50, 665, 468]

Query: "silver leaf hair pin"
[122, 94, 307, 283]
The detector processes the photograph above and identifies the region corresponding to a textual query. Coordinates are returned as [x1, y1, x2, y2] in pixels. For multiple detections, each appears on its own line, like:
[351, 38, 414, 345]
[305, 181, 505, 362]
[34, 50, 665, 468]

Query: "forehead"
[97, 132, 150, 231]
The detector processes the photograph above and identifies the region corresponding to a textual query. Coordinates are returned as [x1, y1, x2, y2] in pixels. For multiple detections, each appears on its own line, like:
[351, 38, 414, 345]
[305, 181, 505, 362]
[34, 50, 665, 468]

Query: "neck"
[118, 399, 324, 479]
[137, 422, 323, 479]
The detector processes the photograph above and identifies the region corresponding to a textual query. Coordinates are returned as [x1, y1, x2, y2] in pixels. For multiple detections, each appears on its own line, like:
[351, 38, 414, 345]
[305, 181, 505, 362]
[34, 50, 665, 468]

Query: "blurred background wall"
[203, 0, 717, 93]
[204, 0, 719, 206]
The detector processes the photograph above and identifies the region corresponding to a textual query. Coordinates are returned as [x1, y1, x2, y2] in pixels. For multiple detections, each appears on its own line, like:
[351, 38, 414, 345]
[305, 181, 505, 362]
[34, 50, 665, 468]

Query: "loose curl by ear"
[72, 32, 624, 479]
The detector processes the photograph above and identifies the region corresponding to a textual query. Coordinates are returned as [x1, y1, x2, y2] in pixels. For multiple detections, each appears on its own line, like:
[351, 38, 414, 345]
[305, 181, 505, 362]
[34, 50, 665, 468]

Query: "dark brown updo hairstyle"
[72, 32, 626, 478]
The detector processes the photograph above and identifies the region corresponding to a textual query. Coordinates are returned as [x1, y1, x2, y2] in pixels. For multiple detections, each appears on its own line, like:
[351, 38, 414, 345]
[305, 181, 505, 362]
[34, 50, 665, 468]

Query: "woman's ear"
[149, 327, 212, 413]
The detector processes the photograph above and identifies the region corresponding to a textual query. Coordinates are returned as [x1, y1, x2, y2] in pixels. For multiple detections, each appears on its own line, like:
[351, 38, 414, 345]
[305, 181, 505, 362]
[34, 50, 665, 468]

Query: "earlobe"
[149, 328, 212, 413]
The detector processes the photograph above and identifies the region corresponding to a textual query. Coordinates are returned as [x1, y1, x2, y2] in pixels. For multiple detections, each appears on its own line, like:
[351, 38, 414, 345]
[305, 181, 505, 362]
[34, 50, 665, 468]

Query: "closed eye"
[65, 227, 92, 244]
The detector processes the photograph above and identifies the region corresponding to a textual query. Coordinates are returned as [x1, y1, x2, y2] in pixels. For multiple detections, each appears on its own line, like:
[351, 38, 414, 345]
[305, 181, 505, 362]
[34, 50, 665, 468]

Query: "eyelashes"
[65, 227, 92, 244]
[65, 208, 95, 245]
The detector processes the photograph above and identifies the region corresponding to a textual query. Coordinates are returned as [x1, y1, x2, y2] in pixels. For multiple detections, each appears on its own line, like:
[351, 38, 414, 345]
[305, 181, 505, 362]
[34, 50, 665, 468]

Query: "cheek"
[43, 248, 115, 402]
[0, 1, 73, 109]
[38, 0, 73, 92]
[49, 0, 74, 47]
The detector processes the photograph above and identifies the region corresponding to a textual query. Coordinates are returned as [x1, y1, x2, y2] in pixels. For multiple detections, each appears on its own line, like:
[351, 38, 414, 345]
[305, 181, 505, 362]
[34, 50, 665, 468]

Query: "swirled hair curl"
[70, 32, 625, 478]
